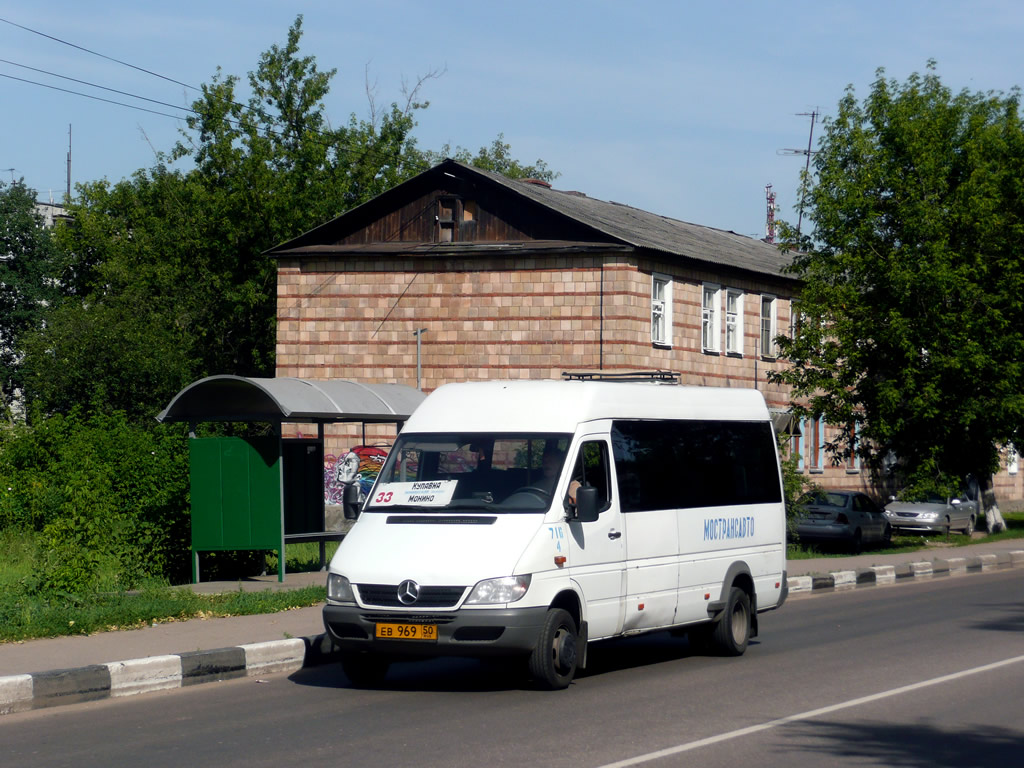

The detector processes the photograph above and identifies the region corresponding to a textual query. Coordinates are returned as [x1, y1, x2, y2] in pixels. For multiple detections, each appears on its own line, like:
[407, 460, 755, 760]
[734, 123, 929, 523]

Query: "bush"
[0, 408, 191, 593]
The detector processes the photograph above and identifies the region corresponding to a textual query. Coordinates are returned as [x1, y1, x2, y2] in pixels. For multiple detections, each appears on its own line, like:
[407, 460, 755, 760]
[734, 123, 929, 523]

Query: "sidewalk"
[3, 539, 1023, 714]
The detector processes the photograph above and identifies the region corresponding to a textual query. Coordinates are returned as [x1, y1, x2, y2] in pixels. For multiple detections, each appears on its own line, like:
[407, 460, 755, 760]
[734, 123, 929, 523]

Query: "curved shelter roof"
[157, 375, 425, 424]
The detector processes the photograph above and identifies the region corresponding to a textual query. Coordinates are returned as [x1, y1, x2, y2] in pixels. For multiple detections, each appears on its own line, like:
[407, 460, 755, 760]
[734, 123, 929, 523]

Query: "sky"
[3, 1, 1023, 239]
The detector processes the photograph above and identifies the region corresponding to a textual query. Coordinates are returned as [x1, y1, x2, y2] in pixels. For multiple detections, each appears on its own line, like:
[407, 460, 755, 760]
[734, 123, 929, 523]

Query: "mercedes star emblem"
[397, 579, 420, 605]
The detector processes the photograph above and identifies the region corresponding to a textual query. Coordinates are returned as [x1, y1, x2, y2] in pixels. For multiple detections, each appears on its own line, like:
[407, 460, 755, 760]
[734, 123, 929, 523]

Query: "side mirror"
[573, 485, 600, 523]
[951, 498, 961, 506]
[343, 483, 362, 520]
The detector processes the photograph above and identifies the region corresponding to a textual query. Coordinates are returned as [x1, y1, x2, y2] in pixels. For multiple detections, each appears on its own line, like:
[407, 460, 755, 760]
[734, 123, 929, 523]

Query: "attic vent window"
[436, 196, 476, 242]
[437, 196, 458, 242]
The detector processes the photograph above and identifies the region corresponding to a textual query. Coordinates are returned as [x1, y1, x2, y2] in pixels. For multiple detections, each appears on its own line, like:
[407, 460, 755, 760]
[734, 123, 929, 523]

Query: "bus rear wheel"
[710, 587, 751, 656]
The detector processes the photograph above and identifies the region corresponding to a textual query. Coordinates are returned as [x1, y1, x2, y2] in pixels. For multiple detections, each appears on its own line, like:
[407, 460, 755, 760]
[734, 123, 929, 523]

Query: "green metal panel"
[189, 437, 281, 551]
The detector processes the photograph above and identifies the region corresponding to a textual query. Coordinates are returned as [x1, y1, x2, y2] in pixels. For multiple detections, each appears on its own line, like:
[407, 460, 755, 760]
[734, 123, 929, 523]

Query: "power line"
[0, 16, 198, 93]
[0, 57, 195, 116]
[1, 17, 436, 179]
[0, 72, 189, 120]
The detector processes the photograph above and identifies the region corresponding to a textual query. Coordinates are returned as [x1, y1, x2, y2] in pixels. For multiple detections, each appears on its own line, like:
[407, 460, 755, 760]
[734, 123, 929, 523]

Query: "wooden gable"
[269, 161, 612, 253]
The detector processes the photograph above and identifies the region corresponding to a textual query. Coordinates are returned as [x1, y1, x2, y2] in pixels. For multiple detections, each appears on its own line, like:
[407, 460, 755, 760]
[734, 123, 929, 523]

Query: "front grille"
[356, 584, 467, 608]
[361, 613, 458, 625]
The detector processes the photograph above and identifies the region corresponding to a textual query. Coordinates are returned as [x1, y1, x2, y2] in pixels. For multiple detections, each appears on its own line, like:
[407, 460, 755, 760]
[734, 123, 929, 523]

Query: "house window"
[651, 274, 672, 346]
[702, 283, 721, 353]
[846, 423, 861, 473]
[760, 295, 778, 357]
[1009, 447, 1019, 475]
[808, 417, 826, 473]
[792, 418, 805, 473]
[725, 289, 743, 355]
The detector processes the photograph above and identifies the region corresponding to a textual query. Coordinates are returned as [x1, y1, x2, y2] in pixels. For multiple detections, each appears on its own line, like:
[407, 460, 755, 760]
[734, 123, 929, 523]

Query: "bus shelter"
[158, 375, 425, 582]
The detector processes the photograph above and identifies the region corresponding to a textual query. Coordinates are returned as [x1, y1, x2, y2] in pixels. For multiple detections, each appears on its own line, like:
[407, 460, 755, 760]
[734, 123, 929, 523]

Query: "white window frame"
[725, 288, 743, 355]
[760, 294, 778, 358]
[1009, 446, 1019, 475]
[651, 273, 672, 347]
[702, 283, 721, 353]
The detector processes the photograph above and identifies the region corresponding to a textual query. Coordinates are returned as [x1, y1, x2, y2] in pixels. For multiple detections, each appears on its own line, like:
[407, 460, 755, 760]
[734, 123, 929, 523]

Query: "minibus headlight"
[327, 573, 355, 603]
[465, 575, 531, 605]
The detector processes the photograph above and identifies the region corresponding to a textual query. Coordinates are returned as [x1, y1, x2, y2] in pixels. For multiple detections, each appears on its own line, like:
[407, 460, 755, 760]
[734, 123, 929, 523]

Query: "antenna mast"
[764, 183, 777, 243]
[777, 109, 818, 236]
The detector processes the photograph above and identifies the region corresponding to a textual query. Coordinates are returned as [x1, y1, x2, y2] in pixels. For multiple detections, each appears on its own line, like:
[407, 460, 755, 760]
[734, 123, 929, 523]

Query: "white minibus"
[323, 377, 788, 689]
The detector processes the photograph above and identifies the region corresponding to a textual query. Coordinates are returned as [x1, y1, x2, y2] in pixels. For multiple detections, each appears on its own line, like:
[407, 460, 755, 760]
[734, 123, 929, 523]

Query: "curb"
[786, 550, 1024, 595]
[4, 549, 1023, 715]
[0, 633, 339, 716]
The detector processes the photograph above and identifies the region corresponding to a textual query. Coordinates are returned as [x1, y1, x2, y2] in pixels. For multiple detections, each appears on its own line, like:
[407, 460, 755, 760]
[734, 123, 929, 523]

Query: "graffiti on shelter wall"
[324, 445, 389, 504]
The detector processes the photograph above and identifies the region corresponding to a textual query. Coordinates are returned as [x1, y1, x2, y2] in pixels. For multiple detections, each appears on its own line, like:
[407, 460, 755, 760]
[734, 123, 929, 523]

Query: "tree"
[430, 133, 559, 182]
[772, 63, 1024, 531]
[0, 181, 60, 421]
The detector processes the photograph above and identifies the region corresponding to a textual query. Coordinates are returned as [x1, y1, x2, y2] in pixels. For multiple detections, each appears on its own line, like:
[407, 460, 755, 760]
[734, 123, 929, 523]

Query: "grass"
[0, 532, 331, 644]
[266, 540, 340, 574]
[0, 582, 326, 643]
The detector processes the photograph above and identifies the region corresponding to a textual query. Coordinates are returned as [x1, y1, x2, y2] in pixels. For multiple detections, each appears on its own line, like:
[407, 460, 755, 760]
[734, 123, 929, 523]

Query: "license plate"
[375, 622, 438, 641]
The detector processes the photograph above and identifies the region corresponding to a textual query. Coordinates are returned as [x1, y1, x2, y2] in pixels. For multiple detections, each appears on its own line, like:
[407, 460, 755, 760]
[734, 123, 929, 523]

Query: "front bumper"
[885, 517, 946, 533]
[323, 603, 550, 658]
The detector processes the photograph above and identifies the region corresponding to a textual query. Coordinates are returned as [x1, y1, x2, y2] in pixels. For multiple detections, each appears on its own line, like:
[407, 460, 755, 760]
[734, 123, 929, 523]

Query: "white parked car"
[884, 491, 978, 536]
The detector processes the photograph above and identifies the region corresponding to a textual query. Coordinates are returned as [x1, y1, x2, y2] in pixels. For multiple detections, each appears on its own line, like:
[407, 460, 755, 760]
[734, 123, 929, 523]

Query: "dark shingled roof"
[452, 162, 796, 280]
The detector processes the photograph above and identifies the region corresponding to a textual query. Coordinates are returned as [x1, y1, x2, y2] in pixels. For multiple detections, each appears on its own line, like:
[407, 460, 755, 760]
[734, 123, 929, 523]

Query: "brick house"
[268, 159, 1022, 504]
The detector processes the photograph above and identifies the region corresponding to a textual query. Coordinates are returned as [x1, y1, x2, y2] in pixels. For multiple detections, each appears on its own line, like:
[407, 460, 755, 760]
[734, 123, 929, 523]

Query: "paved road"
[3, 568, 1022, 767]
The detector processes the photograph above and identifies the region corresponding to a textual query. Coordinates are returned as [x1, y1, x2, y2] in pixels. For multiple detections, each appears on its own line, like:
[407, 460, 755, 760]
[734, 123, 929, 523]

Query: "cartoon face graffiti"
[335, 451, 361, 485]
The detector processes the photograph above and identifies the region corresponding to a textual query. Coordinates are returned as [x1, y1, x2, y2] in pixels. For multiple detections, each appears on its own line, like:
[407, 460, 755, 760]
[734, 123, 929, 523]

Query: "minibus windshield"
[366, 433, 572, 513]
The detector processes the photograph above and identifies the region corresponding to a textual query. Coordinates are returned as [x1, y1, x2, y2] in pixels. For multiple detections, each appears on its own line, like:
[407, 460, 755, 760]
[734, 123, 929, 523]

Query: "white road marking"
[594, 653, 1024, 768]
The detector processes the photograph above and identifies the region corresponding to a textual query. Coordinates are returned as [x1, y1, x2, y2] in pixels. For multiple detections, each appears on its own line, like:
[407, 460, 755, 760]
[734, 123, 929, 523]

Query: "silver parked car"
[883, 491, 978, 536]
[796, 490, 891, 552]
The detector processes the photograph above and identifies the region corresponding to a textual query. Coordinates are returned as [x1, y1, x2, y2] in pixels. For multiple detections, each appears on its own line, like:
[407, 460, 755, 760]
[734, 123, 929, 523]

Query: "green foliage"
[772, 62, 1024, 495]
[0, 410, 190, 592]
[0, 181, 60, 418]
[430, 133, 559, 182]
[0, 577, 325, 643]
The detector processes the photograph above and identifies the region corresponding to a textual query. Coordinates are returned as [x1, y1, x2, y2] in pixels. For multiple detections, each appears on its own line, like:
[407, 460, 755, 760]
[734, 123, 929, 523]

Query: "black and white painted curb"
[3, 550, 1023, 715]
[786, 550, 1024, 594]
[0, 633, 338, 715]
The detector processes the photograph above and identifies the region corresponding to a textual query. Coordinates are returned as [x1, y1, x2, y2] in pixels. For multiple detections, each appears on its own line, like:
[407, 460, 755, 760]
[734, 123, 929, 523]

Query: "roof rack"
[561, 370, 680, 384]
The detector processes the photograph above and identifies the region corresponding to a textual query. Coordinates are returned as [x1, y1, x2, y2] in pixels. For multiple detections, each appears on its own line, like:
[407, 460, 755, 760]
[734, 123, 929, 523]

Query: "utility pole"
[66, 124, 72, 202]
[412, 328, 428, 390]
[777, 109, 818, 236]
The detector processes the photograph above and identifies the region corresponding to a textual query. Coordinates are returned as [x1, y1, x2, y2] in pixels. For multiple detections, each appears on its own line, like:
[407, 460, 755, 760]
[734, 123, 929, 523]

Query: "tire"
[881, 524, 893, 545]
[341, 653, 390, 687]
[963, 515, 975, 536]
[710, 587, 751, 656]
[528, 608, 579, 690]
